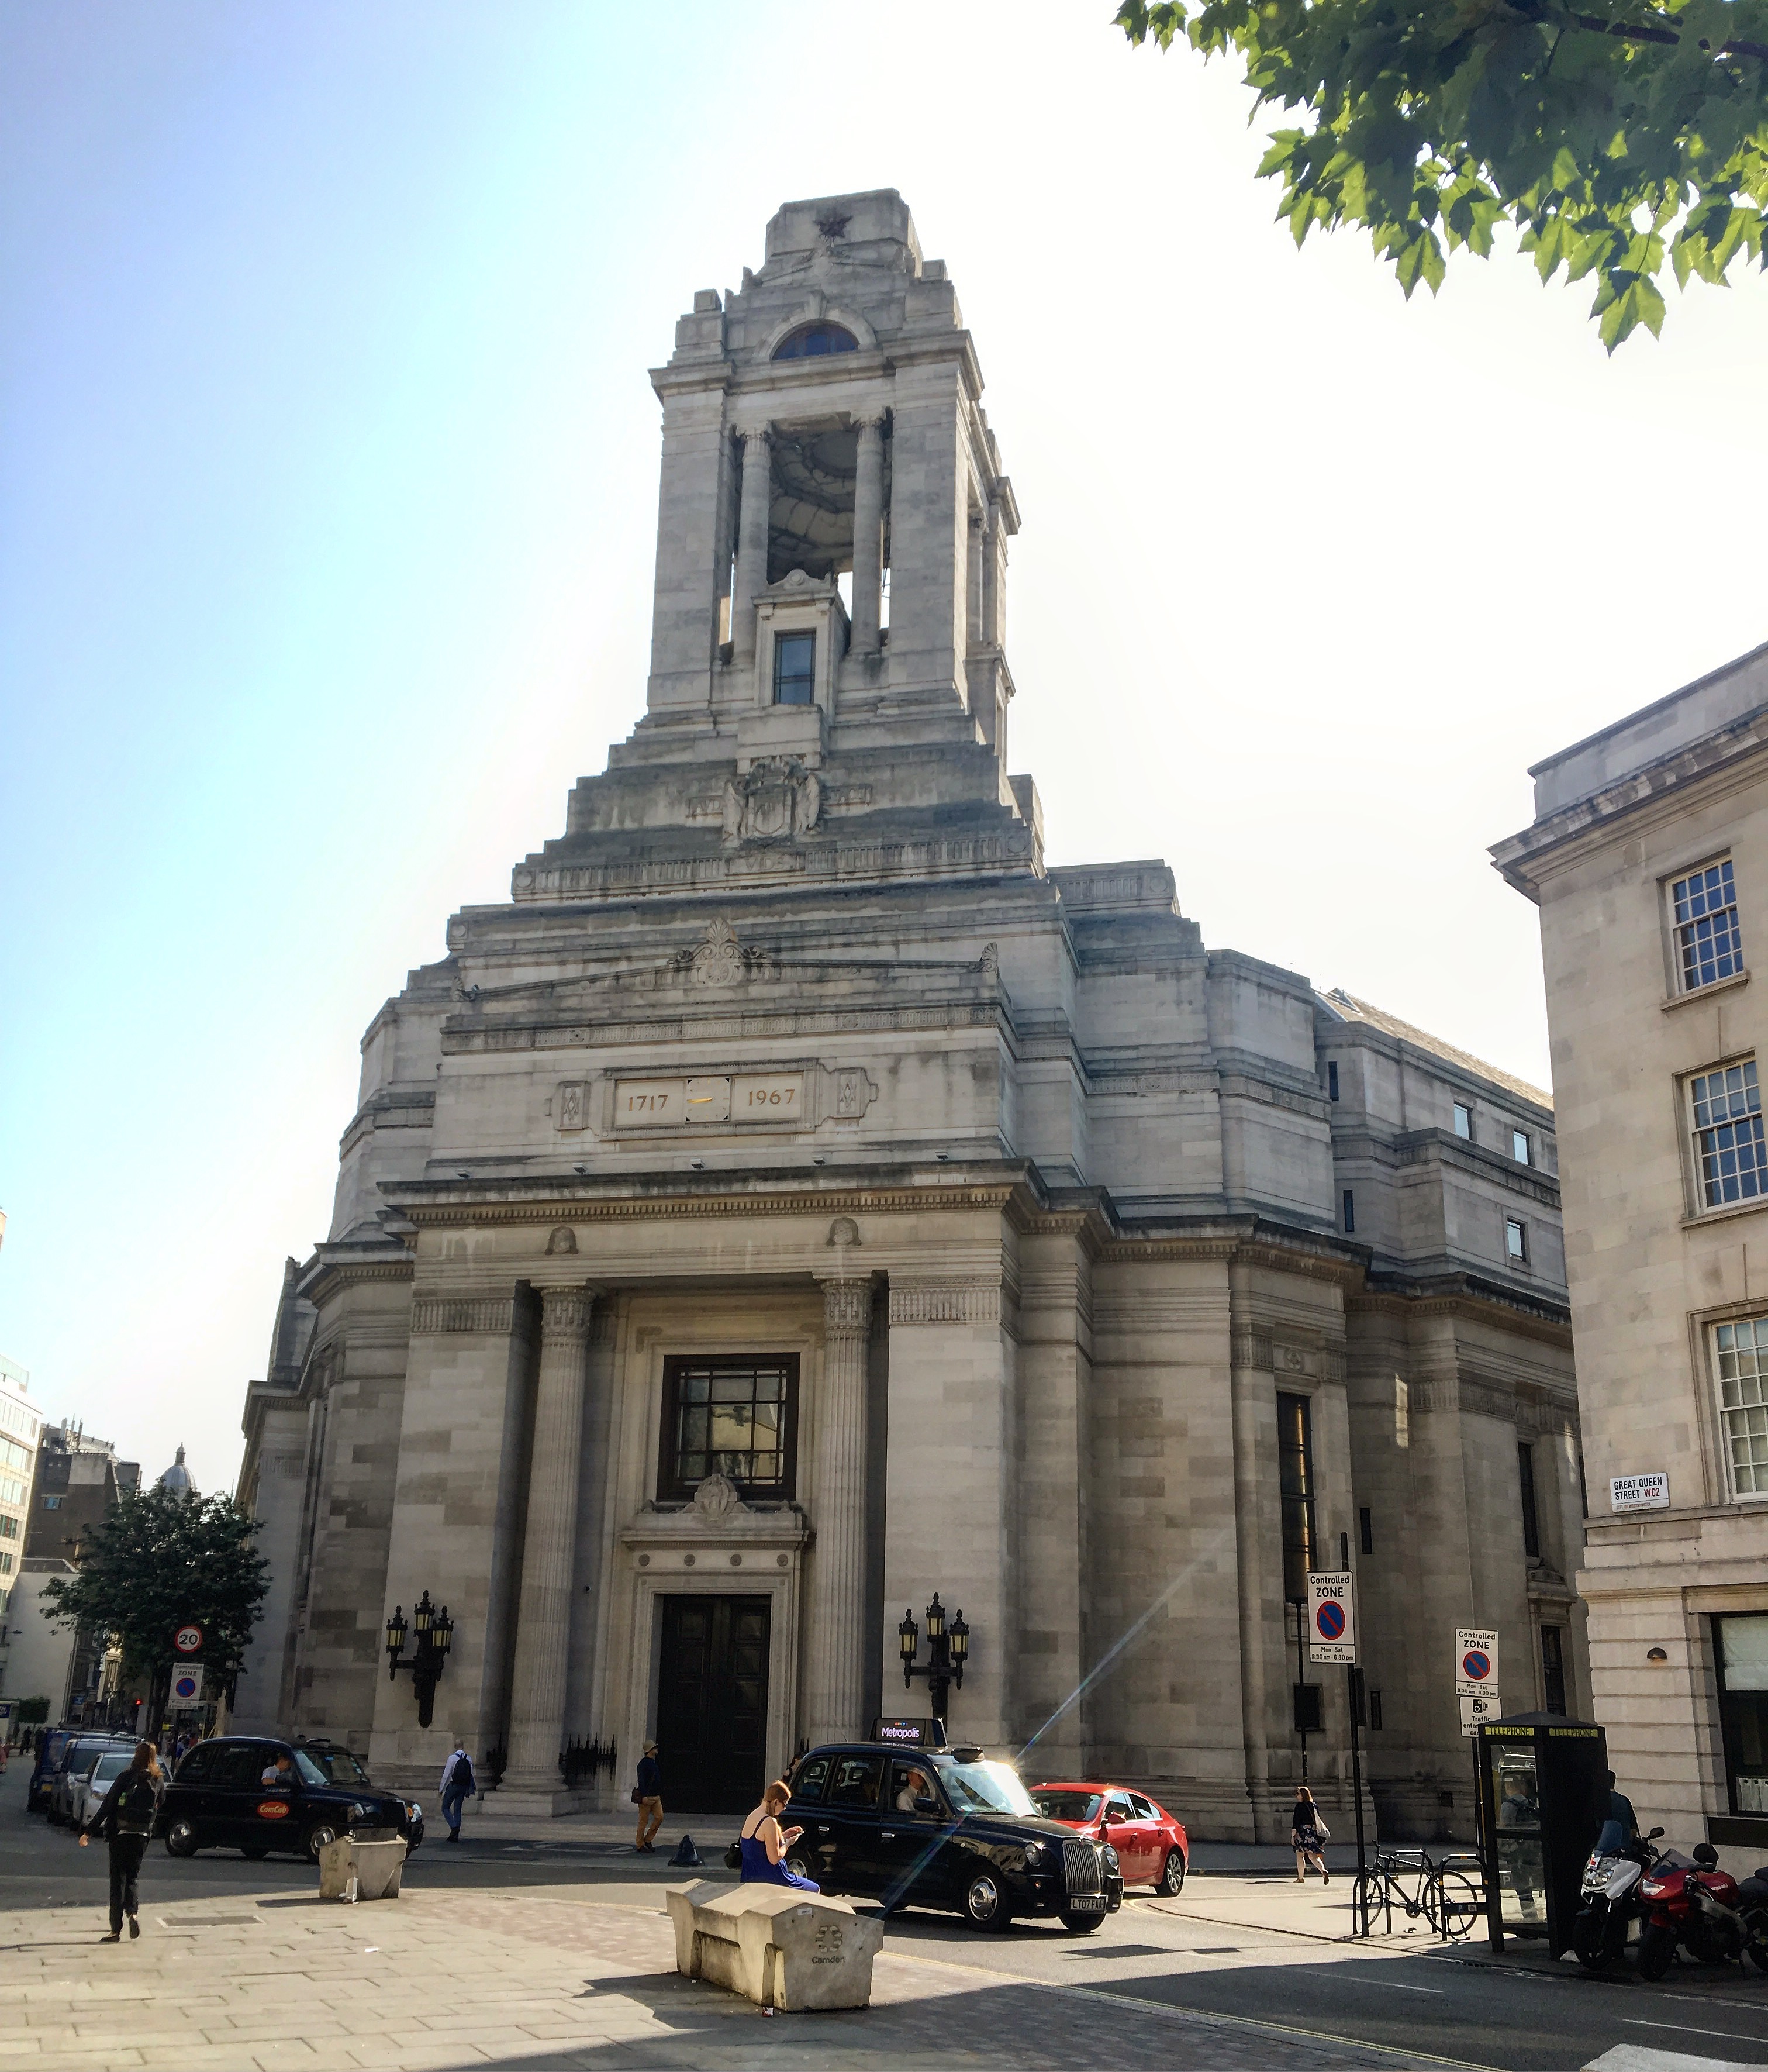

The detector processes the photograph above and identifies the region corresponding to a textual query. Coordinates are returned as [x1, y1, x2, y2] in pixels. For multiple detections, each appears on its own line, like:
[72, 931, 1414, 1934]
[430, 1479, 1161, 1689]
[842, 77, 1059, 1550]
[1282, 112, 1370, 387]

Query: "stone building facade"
[235, 191, 1584, 1839]
[1494, 641, 1768, 1849]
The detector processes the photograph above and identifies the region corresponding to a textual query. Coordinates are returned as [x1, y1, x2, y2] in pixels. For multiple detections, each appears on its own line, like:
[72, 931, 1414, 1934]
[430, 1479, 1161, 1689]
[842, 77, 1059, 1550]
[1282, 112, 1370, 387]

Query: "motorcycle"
[1573, 1823, 1665, 1973]
[1635, 1839, 1768, 1979]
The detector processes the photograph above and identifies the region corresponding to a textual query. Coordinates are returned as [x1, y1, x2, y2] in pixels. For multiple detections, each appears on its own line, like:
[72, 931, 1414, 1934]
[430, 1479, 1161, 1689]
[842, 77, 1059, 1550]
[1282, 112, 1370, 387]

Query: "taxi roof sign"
[871, 1716, 946, 1748]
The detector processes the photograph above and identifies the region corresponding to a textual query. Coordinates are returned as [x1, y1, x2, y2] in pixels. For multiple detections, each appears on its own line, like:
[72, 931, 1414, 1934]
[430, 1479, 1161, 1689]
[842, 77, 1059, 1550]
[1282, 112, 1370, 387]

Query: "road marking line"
[1625, 2018, 1768, 2046]
[1342, 1978, 1445, 1994]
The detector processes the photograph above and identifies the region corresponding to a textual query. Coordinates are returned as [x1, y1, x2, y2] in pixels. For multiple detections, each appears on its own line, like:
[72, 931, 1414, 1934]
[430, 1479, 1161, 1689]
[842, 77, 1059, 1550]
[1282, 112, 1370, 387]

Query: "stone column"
[803, 1275, 871, 1744]
[1229, 1260, 1274, 1839]
[850, 416, 886, 655]
[505, 1284, 595, 1791]
[732, 427, 772, 670]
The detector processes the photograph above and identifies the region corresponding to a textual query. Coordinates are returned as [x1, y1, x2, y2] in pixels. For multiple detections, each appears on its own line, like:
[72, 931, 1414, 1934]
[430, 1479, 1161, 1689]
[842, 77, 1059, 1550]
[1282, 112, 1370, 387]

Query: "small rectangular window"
[772, 630, 816, 705]
[1453, 1102, 1472, 1139]
[1512, 1129, 1531, 1166]
[1342, 1189, 1355, 1234]
[1691, 1060, 1768, 1209]
[1293, 1683, 1323, 1735]
[1713, 1317, 1768, 1495]
[1327, 1061, 1339, 1102]
[42, 1495, 60, 1510]
[1506, 1216, 1528, 1263]
[0, 1550, 12, 1574]
[1369, 1688, 1384, 1731]
[1673, 858, 1743, 992]
[1518, 1440, 1541, 1557]
[1541, 1623, 1567, 1715]
[0, 1514, 16, 1539]
[1359, 1505, 1373, 1556]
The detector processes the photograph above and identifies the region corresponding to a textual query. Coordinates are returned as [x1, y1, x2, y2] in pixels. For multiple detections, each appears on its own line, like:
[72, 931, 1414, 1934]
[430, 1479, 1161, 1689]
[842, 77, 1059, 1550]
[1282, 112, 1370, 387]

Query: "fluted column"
[850, 416, 886, 655]
[803, 1275, 871, 1745]
[732, 427, 772, 669]
[505, 1284, 594, 1790]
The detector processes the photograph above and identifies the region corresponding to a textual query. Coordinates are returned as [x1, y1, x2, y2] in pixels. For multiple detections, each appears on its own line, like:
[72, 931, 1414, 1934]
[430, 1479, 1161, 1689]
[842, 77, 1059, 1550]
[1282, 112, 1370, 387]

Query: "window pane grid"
[664, 1358, 794, 1498]
[1693, 1061, 1768, 1207]
[1715, 1320, 1768, 1494]
[1675, 860, 1743, 991]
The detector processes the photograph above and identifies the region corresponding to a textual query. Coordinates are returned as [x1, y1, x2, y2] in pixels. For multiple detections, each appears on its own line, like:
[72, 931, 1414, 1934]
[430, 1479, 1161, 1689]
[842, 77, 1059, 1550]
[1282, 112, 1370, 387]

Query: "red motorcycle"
[1635, 1841, 1768, 1978]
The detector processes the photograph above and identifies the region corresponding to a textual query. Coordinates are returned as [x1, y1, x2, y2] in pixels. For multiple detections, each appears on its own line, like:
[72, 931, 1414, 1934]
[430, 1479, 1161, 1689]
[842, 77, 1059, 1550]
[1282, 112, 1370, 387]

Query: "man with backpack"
[78, 1740, 163, 1941]
[438, 1737, 476, 1843]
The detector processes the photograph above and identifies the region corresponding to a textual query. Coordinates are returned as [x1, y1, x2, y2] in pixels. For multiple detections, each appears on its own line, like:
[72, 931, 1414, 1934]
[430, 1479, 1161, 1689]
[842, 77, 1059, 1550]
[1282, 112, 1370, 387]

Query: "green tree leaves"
[42, 1486, 270, 1701]
[1116, 0, 1768, 346]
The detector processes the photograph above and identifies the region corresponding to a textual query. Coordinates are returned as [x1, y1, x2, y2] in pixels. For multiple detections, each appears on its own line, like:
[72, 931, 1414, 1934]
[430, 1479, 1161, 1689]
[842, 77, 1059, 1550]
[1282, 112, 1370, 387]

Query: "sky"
[2, 2, 1765, 1491]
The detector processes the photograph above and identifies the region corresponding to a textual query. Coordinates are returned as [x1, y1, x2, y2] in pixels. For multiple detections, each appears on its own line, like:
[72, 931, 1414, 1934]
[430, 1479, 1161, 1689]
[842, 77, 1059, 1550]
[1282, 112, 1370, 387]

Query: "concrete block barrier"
[318, 1832, 407, 1901]
[665, 1880, 883, 2010]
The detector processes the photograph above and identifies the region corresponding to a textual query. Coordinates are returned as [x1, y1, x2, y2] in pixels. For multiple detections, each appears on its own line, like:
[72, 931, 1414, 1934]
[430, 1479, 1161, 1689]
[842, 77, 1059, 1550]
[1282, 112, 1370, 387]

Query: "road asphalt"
[8, 1782, 1768, 2068]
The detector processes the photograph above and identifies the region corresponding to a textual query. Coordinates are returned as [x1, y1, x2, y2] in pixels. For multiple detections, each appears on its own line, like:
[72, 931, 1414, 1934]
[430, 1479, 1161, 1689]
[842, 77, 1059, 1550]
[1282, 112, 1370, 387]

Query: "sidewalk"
[0, 1881, 1446, 2071]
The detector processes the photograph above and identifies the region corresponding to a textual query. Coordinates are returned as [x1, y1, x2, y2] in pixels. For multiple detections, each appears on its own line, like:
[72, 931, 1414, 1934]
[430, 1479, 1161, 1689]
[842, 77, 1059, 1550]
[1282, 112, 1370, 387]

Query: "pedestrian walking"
[633, 1740, 662, 1853]
[78, 1740, 163, 1942]
[1292, 1785, 1330, 1883]
[738, 1780, 819, 1891]
[439, 1737, 476, 1843]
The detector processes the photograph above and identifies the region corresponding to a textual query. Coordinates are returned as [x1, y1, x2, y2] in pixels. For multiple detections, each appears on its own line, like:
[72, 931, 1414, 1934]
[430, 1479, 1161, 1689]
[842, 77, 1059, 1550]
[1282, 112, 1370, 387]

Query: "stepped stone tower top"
[503, 192, 1032, 911]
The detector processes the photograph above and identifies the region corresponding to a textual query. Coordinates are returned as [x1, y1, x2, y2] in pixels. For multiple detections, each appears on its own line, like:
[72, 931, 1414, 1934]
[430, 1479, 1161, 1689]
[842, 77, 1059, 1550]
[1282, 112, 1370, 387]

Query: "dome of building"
[157, 1444, 195, 1497]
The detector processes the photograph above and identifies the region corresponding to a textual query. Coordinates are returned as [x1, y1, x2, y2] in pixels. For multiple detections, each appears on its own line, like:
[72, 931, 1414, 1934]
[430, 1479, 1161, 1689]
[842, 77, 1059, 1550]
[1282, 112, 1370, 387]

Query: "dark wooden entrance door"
[655, 1595, 771, 1814]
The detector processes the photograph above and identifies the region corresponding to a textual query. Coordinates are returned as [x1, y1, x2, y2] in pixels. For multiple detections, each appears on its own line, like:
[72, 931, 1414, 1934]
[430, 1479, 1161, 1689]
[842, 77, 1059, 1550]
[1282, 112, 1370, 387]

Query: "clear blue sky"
[4, 1, 1765, 1487]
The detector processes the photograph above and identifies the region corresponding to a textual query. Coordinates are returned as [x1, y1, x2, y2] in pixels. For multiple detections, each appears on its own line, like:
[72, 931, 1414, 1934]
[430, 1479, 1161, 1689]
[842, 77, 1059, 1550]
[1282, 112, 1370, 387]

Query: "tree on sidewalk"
[1116, 0, 1768, 346]
[43, 1485, 269, 1725]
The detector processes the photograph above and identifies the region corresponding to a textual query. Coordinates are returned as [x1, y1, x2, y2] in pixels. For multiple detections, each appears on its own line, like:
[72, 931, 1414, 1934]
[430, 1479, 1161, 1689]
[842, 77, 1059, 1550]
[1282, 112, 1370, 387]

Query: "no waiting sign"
[1308, 1570, 1357, 1664]
[1455, 1626, 1498, 1695]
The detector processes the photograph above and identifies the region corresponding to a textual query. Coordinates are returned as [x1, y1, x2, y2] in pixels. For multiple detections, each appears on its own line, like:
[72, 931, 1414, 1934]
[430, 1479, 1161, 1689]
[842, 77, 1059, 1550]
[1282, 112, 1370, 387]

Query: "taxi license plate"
[1068, 1895, 1107, 1911]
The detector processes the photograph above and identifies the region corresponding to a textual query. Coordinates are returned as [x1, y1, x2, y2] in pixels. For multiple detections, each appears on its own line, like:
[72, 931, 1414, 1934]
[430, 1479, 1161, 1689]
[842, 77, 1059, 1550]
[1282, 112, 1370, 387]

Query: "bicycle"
[1351, 1846, 1484, 1940]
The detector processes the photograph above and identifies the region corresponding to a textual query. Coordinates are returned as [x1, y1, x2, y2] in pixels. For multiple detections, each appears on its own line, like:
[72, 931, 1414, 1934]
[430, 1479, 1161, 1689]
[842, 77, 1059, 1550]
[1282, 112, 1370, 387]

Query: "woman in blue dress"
[738, 1779, 820, 1890]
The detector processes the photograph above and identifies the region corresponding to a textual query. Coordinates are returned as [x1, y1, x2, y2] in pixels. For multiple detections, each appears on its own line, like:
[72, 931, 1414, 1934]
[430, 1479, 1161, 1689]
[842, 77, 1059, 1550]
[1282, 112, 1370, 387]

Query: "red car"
[1029, 1781, 1188, 1895]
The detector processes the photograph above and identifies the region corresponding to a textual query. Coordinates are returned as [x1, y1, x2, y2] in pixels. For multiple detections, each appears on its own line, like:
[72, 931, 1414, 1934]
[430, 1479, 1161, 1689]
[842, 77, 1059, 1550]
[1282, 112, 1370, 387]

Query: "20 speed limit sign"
[173, 1622, 205, 1656]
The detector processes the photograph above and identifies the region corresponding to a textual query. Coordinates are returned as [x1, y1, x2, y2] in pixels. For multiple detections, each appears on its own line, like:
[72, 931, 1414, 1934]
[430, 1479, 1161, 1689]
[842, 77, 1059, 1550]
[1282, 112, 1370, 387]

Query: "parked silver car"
[47, 1736, 133, 1826]
[68, 1746, 137, 1832]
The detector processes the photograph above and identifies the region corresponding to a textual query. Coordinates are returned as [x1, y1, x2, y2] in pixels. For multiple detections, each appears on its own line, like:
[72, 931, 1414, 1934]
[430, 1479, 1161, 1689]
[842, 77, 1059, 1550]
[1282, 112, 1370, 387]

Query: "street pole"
[1293, 1601, 1308, 1784]
[1348, 1660, 1368, 1936]
[1339, 1533, 1368, 1937]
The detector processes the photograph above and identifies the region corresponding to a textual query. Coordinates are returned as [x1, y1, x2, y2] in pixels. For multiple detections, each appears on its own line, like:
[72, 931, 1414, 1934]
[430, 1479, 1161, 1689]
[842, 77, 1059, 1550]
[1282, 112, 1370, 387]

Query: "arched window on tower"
[772, 322, 859, 361]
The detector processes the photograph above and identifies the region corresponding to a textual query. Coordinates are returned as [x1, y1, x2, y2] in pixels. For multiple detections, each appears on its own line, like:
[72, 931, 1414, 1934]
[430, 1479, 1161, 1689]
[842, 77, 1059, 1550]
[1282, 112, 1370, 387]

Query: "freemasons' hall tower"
[236, 193, 1584, 1843]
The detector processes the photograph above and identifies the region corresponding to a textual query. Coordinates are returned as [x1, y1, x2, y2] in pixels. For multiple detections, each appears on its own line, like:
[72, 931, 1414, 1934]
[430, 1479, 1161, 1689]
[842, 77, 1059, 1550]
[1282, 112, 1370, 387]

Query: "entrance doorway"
[655, 1595, 771, 1813]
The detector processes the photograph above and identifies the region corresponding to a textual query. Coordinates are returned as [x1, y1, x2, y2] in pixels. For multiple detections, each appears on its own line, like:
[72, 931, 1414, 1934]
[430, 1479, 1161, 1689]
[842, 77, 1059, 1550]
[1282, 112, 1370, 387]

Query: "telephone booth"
[1477, 1712, 1608, 1955]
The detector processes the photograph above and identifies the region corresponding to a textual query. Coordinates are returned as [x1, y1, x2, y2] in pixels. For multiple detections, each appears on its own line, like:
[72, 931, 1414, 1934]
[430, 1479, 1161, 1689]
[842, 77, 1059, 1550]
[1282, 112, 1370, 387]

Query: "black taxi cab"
[157, 1736, 424, 1862]
[782, 1737, 1123, 1932]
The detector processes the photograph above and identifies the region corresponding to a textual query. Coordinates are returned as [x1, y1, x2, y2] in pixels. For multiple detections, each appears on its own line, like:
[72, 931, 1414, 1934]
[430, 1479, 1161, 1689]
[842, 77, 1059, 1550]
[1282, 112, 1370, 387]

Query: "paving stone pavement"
[0, 1883, 1447, 2071]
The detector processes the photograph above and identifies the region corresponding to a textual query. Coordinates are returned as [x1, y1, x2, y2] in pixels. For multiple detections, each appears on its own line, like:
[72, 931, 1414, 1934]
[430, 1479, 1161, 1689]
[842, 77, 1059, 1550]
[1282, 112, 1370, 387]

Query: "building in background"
[239, 191, 1586, 1837]
[0, 1354, 43, 1702]
[23, 1421, 140, 1722]
[1494, 639, 1768, 1849]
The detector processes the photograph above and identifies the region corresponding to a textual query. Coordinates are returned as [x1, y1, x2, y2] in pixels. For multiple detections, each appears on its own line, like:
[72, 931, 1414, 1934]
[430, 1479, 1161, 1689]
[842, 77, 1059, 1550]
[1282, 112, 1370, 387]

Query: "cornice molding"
[410, 1295, 517, 1338]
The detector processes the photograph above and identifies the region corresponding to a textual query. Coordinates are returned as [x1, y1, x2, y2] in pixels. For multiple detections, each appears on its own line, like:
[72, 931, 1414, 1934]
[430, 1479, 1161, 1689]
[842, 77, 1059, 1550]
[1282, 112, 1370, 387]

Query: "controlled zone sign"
[1455, 1626, 1498, 1697]
[171, 1667, 205, 1708]
[1460, 1691, 1503, 1738]
[172, 1623, 205, 1657]
[1307, 1570, 1356, 1664]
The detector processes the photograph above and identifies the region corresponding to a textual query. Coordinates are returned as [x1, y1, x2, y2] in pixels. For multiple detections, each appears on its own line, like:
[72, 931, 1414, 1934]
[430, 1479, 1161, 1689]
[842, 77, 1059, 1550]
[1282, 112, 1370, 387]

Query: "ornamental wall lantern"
[898, 1592, 971, 1726]
[385, 1589, 454, 1729]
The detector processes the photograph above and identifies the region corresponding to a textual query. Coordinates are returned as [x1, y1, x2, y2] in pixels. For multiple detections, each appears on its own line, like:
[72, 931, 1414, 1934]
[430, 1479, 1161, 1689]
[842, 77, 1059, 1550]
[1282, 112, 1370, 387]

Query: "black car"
[156, 1736, 424, 1862]
[782, 1741, 1124, 1932]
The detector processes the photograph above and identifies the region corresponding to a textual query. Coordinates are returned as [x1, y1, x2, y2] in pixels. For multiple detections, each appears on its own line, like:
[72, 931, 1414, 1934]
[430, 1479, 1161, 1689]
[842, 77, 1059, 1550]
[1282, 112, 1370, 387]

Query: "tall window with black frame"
[772, 631, 815, 705]
[1277, 1392, 1317, 1603]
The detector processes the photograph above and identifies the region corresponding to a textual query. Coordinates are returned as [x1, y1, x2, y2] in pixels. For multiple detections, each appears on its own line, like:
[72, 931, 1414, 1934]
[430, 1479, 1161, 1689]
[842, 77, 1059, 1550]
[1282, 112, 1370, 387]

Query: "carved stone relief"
[721, 758, 821, 846]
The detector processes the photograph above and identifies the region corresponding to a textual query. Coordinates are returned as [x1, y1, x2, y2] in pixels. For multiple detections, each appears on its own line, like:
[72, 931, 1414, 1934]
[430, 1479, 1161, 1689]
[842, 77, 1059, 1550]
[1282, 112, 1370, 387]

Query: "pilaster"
[802, 1274, 872, 1743]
